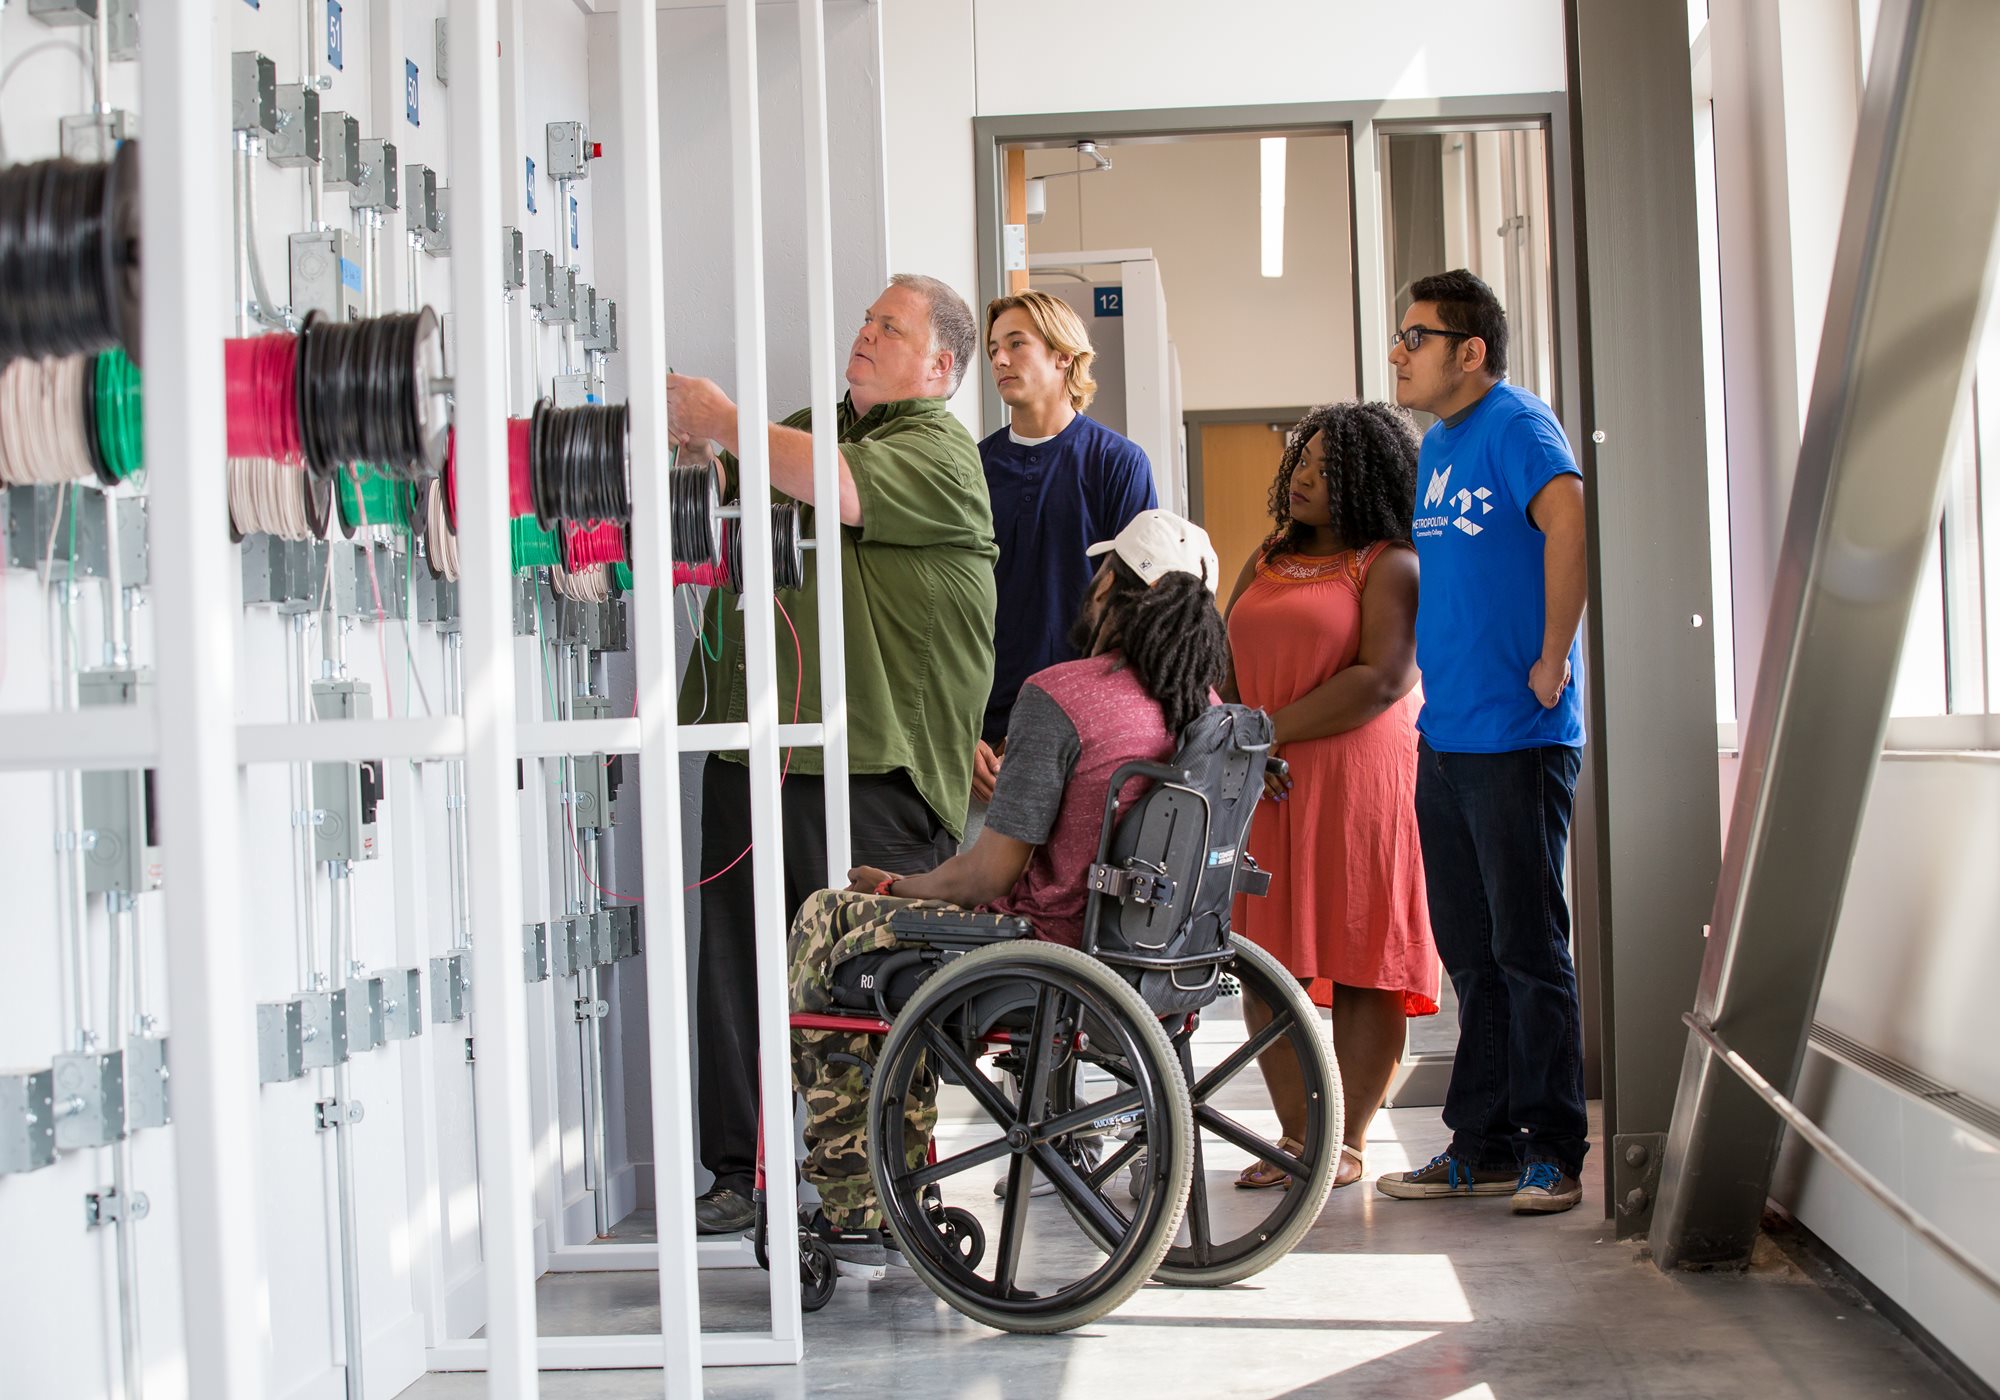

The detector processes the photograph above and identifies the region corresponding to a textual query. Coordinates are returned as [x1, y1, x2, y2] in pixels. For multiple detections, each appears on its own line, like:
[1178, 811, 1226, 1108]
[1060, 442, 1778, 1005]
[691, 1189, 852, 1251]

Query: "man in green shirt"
[666, 274, 998, 1235]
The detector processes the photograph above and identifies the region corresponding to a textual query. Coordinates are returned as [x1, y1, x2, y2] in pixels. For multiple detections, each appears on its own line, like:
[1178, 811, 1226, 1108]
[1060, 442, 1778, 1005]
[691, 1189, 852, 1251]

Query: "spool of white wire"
[0, 356, 96, 485]
[550, 558, 609, 603]
[425, 479, 460, 582]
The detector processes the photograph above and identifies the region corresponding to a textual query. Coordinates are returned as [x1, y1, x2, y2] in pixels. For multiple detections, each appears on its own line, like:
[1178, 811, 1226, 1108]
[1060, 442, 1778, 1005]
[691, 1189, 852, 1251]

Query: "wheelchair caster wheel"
[752, 1201, 769, 1272]
[938, 1206, 985, 1269]
[800, 1234, 838, 1312]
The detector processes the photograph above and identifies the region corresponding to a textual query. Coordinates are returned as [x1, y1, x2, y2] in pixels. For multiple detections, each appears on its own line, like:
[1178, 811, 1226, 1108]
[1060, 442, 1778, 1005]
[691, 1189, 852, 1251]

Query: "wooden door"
[1197, 419, 1292, 600]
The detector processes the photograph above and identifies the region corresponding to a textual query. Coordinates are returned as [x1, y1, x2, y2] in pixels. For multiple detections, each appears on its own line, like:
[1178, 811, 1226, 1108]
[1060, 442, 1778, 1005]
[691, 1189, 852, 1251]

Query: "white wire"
[0, 40, 100, 168]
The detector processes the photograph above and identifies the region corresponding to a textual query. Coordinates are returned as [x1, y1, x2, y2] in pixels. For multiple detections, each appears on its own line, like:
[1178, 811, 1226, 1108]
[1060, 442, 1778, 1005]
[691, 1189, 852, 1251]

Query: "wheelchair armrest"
[883, 907, 1035, 947]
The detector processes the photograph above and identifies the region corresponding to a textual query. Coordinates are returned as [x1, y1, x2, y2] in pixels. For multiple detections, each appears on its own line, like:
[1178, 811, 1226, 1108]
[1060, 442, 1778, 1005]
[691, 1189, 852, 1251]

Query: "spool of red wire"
[224, 334, 303, 463]
[563, 519, 627, 570]
[508, 416, 534, 517]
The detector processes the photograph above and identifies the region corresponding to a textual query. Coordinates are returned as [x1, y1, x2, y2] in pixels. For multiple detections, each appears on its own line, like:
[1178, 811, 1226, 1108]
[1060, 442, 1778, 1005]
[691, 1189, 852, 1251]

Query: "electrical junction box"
[242, 534, 298, 605]
[381, 967, 423, 1040]
[269, 84, 322, 167]
[298, 987, 350, 1070]
[523, 923, 549, 983]
[52, 1050, 125, 1149]
[0, 1069, 56, 1174]
[404, 163, 439, 234]
[27, 0, 95, 27]
[434, 17, 449, 87]
[79, 667, 161, 896]
[551, 373, 590, 409]
[125, 1035, 169, 1129]
[60, 110, 137, 164]
[409, 564, 440, 625]
[353, 138, 399, 211]
[574, 284, 597, 340]
[257, 999, 305, 1083]
[546, 120, 595, 180]
[551, 917, 586, 979]
[423, 186, 451, 257]
[596, 597, 630, 653]
[429, 952, 470, 1023]
[526, 250, 556, 314]
[292, 229, 365, 330]
[346, 974, 387, 1053]
[320, 111, 362, 190]
[589, 911, 617, 967]
[432, 580, 460, 631]
[500, 227, 525, 290]
[571, 694, 612, 830]
[5, 486, 148, 584]
[512, 574, 538, 637]
[106, 0, 137, 59]
[310, 679, 380, 862]
[231, 52, 278, 135]
[552, 266, 579, 325]
[611, 906, 639, 961]
[580, 299, 618, 354]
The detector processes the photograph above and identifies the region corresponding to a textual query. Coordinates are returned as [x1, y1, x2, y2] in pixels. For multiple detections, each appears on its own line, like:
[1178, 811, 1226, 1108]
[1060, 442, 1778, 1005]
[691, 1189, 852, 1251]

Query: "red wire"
[563, 519, 627, 569]
[507, 416, 534, 516]
[224, 334, 303, 463]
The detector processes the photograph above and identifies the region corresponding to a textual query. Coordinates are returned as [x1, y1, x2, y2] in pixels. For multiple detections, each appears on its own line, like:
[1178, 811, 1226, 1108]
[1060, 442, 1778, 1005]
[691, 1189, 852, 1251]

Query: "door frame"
[1184, 406, 1315, 531]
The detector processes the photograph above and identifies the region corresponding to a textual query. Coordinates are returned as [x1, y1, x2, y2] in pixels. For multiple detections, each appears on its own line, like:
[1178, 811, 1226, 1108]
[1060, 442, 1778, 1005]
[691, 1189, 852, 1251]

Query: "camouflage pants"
[789, 888, 948, 1230]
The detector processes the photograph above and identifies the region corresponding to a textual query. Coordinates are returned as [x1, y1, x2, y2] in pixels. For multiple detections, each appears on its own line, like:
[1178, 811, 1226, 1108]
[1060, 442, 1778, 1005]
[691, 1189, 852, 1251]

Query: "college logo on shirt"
[1450, 485, 1493, 536]
[1423, 466, 1451, 509]
[1415, 464, 1489, 539]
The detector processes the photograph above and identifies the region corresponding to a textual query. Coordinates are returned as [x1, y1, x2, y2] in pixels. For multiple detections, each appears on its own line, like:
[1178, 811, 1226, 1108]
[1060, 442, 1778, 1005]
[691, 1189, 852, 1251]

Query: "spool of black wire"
[719, 501, 805, 592]
[667, 460, 722, 566]
[0, 143, 141, 369]
[529, 398, 630, 529]
[295, 307, 448, 483]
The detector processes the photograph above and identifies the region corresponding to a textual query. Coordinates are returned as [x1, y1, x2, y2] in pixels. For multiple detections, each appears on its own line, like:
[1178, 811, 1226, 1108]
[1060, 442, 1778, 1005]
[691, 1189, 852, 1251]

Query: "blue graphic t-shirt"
[1410, 380, 1585, 753]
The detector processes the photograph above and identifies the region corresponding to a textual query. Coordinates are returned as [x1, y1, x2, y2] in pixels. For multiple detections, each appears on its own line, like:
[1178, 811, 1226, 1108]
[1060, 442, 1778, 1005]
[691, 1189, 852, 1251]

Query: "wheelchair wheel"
[799, 1232, 838, 1312]
[939, 1206, 985, 1268]
[869, 941, 1193, 1334]
[1151, 934, 1341, 1287]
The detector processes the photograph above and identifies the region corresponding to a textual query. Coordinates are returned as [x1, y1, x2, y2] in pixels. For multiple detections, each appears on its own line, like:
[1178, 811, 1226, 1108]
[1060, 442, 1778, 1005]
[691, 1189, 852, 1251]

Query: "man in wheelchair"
[787, 509, 1229, 1268]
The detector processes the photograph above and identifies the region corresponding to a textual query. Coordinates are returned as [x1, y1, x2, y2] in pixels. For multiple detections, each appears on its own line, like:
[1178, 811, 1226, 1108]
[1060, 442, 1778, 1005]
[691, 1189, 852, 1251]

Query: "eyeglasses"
[1388, 325, 1473, 353]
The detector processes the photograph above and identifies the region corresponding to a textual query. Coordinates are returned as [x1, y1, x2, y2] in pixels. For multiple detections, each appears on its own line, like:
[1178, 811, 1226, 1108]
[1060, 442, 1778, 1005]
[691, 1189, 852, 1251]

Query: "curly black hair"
[1070, 555, 1229, 736]
[1264, 401, 1420, 561]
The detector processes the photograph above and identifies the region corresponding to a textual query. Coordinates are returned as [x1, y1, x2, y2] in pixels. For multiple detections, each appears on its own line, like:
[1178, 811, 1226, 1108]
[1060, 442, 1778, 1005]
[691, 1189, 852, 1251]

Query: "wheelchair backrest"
[1085, 703, 1274, 1014]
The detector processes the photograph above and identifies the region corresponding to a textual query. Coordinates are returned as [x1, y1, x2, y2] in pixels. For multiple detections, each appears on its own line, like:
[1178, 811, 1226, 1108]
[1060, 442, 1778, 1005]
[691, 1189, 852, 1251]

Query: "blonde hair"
[984, 289, 1098, 412]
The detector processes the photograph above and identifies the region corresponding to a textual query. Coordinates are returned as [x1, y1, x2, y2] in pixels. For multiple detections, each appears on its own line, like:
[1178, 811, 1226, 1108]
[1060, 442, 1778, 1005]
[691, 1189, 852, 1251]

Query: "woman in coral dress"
[1224, 401, 1439, 1190]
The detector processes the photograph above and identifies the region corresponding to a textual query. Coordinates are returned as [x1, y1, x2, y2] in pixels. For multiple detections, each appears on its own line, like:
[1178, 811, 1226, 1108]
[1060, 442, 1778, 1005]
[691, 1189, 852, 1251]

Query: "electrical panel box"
[429, 952, 470, 1023]
[550, 917, 585, 978]
[500, 227, 525, 290]
[404, 163, 439, 234]
[551, 373, 590, 410]
[423, 186, 451, 257]
[79, 667, 161, 896]
[125, 1035, 170, 1130]
[346, 974, 386, 1053]
[0, 1069, 56, 1175]
[231, 52, 278, 135]
[27, 0, 95, 27]
[353, 138, 399, 211]
[381, 967, 423, 1040]
[546, 120, 594, 180]
[258, 999, 305, 1083]
[526, 250, 556, 313]
[291, 229, 365, 327]
[60, 110, 137, 164]
[52, 1050, 125, 1150]
[580, 299, 618, 354]
[269, 84, 322, 167]
[321, 111, 363, 190]
[523, 923, 549, 983]
[310, 679, 380, 862]
[298, 988, 349, 1070]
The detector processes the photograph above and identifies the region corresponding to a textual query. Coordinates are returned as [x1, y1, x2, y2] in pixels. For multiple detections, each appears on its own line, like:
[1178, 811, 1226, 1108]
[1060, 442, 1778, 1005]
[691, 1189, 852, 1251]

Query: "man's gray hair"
[891, 272, 977, 396]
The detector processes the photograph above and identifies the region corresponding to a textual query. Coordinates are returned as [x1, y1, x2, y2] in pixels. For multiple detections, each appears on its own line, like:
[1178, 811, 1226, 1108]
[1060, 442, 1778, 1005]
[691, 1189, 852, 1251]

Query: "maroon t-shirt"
[983, 653, 1178, 946]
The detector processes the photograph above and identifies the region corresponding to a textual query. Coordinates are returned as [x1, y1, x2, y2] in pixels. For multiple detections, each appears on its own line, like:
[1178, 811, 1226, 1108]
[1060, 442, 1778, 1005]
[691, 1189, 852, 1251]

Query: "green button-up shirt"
[678, 394, 998, 839]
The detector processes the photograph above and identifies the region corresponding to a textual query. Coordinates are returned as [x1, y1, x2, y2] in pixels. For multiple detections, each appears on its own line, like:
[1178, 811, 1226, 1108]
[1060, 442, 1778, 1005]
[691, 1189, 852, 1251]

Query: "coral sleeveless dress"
[1227, 541, 1439, 1016]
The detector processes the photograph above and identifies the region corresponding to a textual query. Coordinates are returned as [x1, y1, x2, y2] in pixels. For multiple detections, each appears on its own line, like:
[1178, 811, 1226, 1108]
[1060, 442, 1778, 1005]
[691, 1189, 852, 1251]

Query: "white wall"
[1027, 137, 1356, 413]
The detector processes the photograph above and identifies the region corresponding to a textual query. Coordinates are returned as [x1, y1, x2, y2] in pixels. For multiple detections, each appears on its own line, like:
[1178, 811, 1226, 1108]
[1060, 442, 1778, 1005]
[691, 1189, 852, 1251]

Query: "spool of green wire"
[613, 561, 633, 593]
[511, 514, 559, 571]
[338, 465, 411, 533]
[93, 349, 143, 481]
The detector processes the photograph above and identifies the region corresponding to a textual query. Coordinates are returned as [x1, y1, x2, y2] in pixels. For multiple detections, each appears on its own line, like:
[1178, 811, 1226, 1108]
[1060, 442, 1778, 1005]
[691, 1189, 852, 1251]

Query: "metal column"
[1560, 0, 1722, 1233]
[1651, 0, 2000, 1270]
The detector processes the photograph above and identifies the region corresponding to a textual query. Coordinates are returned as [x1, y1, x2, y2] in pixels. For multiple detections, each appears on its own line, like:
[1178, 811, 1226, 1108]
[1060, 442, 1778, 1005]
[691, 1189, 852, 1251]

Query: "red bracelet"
[874, 876, 897, 897]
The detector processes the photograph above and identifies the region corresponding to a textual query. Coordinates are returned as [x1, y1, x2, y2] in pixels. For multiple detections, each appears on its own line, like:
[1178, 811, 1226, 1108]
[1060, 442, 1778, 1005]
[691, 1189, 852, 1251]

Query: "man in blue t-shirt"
[973, 290, 1157, 822]
[1373, 269, 1591, 1216]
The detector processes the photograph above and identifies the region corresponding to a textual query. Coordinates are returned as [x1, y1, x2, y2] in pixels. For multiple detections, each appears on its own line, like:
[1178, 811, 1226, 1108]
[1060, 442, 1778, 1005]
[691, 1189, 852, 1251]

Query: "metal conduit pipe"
[327, 863, 366, 1400]
[107, 894, 146, 1400]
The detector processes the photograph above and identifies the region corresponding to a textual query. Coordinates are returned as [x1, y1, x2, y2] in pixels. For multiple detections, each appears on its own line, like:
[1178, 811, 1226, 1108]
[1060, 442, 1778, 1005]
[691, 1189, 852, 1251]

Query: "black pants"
[696, 756, 954, 1196]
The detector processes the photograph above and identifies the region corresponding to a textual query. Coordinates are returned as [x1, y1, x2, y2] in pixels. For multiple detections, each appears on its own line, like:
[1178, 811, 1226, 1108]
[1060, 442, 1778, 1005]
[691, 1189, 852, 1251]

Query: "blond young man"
[974, 290, 1156, 809]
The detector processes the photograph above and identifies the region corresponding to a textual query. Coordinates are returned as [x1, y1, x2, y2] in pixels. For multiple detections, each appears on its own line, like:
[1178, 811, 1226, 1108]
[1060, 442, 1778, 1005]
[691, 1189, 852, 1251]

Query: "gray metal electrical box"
[353, 138, 399, 211]
[434, 17, 450, 87]
[298, 988, 349, 1070]
[403, 163, 439, 234]
[546, 120, 593, 180]
[346, 974, 387, 1053]
[321, 111, 362, 190]
[571, 694, 612, 831]
[310, 679, 380, 862]
[526, 250, 556, 313]
[422, 186, 451, 257]
[27, 0, 95, 26]
[500, 227, 525, 290]
[0, 1069, 56, 1175]
[52, 1050, 125, 1149]
[429, 952, 470, 1023]
[382, 967, 423, 1041]
[125, 1035, 169, 1130]
[580, 299, 618, 354]
[551, 266, 579, 325]
[258, 1000, 305, 1083]
[574, 283, 597, 339]
[291, 229, 365, 326]
[60, 110, 136, 164]
[269, 84, 322, 167]
[551, 917, 586, 979]
[79, 667, 160, 896]
[6, 486, 147, 583]
[231, 52, 277, 135]
[551, 373, 589, 409]
[523, 923, 550, 983]
[590, 910, 618, 967]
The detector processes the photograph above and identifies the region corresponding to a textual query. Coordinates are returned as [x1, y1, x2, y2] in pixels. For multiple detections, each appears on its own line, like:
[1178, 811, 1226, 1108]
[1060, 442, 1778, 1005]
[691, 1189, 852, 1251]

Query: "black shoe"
[808, 1210, 887, 1268]
[695, 1186, 757, 1235]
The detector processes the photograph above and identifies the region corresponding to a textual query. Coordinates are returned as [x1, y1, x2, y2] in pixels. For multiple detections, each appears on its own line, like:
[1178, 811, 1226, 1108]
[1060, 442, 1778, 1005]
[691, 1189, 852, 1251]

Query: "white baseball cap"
[1086, 508, 1221, 593]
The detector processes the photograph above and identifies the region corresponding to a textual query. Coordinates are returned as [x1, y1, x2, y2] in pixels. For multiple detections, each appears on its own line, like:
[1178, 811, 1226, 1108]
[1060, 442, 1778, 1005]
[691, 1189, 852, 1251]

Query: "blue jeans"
[1415, 740, 1588, 1177]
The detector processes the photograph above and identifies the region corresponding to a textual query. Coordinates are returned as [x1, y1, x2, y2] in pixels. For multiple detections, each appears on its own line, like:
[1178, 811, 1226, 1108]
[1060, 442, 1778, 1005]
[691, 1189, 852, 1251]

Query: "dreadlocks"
[1264, 401, 1419, 561]
[1070, 555, 1229, 736]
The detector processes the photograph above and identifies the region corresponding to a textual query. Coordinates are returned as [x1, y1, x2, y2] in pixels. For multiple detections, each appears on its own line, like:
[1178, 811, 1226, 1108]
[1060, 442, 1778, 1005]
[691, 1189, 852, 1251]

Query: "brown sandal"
[1233, 1136, 1305, 1190]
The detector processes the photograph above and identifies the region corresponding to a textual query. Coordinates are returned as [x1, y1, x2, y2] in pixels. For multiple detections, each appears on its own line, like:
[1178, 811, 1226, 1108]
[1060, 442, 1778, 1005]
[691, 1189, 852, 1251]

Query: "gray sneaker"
[1376, 1151, 1517, 1200]
[1510, 1161, 1583, 1214]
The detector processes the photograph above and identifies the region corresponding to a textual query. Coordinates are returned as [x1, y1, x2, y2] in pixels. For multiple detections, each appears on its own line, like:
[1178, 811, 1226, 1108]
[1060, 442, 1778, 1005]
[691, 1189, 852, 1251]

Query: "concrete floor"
[398, 1088, 1970, 1399]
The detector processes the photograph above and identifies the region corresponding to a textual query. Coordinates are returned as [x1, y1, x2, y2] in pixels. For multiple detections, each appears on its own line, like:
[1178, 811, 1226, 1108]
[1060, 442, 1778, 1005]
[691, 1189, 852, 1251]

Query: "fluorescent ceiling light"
[1260, 136, 1286, 279]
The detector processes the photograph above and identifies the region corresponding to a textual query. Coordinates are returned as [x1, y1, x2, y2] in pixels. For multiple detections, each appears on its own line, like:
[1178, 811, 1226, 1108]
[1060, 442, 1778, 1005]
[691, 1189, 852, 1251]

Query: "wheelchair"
[759, 704, 1344, 1333]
